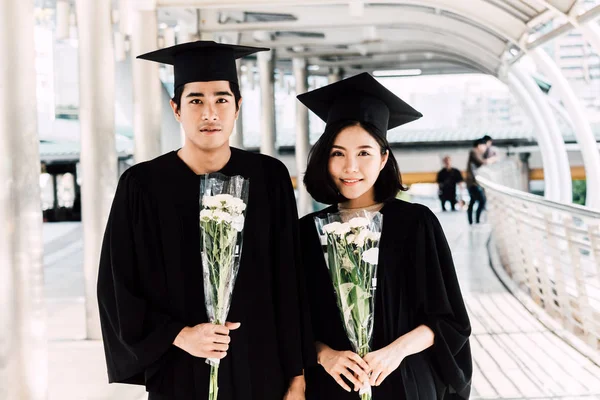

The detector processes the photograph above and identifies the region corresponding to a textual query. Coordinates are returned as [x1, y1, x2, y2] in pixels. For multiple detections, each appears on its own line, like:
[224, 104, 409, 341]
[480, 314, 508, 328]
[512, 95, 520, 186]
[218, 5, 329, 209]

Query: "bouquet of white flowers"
[315, 210, 383, 400]
[199, 173, 249, 400]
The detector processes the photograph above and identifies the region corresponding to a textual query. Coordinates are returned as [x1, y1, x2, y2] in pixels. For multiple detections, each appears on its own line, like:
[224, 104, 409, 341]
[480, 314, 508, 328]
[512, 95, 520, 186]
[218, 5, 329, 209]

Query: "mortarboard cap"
[296, 72, 422, 138]
[137, 41, 269, 90]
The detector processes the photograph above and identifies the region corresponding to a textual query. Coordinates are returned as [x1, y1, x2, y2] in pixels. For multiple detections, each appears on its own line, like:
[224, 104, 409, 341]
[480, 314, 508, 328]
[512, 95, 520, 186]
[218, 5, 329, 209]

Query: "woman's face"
[328, 124, 389, 207]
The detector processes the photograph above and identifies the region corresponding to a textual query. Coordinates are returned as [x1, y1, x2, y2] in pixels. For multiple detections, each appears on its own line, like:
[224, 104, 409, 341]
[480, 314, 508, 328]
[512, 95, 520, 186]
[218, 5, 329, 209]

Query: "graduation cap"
[297, 72, 422, 138]
[137, 41, 269, 90]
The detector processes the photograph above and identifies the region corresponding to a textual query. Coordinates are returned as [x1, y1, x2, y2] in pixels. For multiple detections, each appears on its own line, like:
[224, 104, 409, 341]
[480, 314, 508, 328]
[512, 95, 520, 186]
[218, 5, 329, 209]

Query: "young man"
[482, 134, 497, 160]
[466, 139, 496, 225]
[97, 41, 314, 399]
[436, 155, 464, 211]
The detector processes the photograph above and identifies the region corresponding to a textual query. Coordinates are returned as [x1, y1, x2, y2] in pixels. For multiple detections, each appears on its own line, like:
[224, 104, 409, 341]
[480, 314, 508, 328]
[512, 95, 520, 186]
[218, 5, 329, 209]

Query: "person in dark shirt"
[466, 139, 496, 225]
[482, 135, 497, 160]
[436, 156, 464, 211]
[97, 41, 315, 400]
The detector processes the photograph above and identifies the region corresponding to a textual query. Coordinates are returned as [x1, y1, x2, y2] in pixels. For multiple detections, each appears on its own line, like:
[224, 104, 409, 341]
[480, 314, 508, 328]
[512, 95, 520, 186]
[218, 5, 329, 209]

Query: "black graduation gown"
[300, 199, 472, 399]
[97, 148, 316, 399]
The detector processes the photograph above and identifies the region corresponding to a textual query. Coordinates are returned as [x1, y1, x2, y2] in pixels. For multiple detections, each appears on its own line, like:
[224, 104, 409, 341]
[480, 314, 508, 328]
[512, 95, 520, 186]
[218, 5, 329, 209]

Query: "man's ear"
[235, 97, 243, 119]
[170, 99, 180, 122]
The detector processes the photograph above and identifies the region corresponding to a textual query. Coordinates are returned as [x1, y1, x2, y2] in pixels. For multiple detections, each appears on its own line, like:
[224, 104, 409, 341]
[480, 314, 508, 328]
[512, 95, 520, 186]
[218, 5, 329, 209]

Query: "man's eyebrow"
[185, 91, 233, 98]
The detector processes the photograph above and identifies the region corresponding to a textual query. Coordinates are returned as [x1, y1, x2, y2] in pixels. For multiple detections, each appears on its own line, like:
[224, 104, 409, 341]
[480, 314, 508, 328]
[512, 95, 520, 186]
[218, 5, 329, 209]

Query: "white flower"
[346, 234, 356, 244]
[368, 232, 381, 242]
[200, 209, 214, 222]
[202, 196, 221, 208]
[349, 217, 369, 229]
[362, 248, 379, 265]
[215, 210, 233, 223]
[334, 223, 351, 236]
[214, 194, 234, 203]
[323, 222, 341, 234]
[229, 197, 247, 214]
[354, 229, 370, 247]
[232, 215, 245, 232]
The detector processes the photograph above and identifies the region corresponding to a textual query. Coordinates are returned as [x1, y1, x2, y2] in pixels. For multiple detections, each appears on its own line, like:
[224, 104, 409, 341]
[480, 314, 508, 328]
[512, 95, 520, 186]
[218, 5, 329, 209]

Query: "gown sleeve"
[415, 207, 472, 399]
[97, 170, 186, 384]
[268, 160, 318, 382]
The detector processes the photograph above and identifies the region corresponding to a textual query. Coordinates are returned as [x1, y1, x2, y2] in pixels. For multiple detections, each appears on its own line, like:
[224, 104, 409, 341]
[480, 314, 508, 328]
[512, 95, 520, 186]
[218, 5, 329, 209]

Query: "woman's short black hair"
[303, 120, 407, 205]
[171, 81, 242, 112]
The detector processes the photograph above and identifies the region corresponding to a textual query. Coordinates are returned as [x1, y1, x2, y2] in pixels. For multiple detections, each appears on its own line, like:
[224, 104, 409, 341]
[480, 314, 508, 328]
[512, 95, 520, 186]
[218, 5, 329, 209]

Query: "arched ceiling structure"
[154, 0, 599, 77]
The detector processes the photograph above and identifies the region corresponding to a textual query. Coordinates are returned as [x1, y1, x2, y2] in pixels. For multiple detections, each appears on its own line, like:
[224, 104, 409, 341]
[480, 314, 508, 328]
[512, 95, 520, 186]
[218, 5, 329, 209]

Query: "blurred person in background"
[436, 156, 464, 212]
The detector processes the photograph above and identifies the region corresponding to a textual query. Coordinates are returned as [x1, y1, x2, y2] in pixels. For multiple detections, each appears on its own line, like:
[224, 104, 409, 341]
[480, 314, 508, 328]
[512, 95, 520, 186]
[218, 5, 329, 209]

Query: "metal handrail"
[477, 175, 600, 219]
[477, 160, 600, 352]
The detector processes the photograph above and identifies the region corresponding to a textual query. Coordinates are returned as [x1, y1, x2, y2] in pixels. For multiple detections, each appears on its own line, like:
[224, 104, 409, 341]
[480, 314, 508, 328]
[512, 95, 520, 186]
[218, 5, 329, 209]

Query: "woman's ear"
[380, 149, 389, 171]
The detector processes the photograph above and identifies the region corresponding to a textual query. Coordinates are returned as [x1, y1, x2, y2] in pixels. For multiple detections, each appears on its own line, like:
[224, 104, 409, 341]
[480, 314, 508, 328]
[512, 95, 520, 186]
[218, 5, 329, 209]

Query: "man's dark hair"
[482, 135, 493, 142]
[304, 120, 407, 205]
[171, 81, 242, 112]
[473, 138, 486, 147]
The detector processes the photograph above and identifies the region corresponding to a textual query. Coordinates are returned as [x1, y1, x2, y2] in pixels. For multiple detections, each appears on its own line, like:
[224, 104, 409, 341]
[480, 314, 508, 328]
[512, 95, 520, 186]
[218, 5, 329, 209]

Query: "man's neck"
[178, 144, 231, 175]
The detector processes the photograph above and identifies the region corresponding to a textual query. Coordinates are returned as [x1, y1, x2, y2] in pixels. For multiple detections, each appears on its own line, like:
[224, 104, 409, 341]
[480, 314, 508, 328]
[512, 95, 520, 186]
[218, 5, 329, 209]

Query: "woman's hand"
[316, 342, 371, 392]
[283, 375, 305, 400]
[363, 342, 405, 386]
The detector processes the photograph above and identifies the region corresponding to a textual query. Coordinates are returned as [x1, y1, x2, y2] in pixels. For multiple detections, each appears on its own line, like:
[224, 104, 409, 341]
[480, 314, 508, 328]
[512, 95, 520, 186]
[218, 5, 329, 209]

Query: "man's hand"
[173, 321, 241, 359]
[283, 375, 305, 400]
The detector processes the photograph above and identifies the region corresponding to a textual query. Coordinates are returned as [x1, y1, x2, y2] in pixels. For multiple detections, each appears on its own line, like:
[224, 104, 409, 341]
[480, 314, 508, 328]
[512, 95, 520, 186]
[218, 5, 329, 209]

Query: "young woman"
[297, 73, 472, 399]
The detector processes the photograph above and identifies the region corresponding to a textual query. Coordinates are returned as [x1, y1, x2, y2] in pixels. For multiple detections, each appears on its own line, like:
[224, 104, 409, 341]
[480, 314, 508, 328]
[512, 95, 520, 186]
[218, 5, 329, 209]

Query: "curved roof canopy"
[156, 0, 600, 76]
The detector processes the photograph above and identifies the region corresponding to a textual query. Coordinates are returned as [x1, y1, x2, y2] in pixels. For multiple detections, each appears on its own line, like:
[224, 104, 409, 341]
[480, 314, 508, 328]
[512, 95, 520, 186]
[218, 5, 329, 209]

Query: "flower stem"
[209, 364, 219, 400]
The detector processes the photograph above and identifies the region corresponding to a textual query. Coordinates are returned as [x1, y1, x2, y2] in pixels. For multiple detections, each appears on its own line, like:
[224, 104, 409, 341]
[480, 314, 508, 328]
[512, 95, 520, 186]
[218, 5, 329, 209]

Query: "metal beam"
[532, 48, 600, 209]
[157, 0, 524, 46]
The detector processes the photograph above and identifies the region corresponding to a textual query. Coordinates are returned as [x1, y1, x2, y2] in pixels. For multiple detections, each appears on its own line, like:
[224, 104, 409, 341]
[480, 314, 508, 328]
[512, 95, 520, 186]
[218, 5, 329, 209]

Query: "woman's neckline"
[337, 202, 385, 212]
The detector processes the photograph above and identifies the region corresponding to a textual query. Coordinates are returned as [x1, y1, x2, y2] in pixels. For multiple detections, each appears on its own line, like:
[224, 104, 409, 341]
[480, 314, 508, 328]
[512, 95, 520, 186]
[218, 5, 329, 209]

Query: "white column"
[294, 58, 311, 216]
[506, 72, 560, 201]
[55, 0, 70, 40]
[531, 48, 600, 210]
[0, 1, 46, 398]
[131, 6, 162, 162]
[230, 60, 244, 149]
[511, 63, 572, 204]
[258, 50, 276, 157]
[75, 0, 119, 339]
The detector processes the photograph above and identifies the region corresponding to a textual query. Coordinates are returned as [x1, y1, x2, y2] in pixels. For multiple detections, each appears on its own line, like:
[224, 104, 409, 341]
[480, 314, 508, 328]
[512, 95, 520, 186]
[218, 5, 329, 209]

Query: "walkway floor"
[44, 206, 600, 399]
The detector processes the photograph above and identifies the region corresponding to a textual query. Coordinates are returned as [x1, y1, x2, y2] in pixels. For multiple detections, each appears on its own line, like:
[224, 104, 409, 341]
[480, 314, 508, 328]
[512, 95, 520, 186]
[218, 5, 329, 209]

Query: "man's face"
[486, 140, 492, 148]
[477, 143, 487, 153]
[443, 157, 451, 168]
[171, 81, 242, 152]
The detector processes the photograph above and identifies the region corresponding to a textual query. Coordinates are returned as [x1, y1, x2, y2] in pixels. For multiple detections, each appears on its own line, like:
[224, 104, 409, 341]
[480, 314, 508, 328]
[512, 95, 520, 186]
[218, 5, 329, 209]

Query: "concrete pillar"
[531, 48, 600, 210]
[75, 0, 119, 339]
[506, 71, 560, 201]
[56, 0, 70, 40]
[258, 50, 276, 157]
[131, 6, 162, 162]
[0, 1, 46, 398]
[294, 58, 311, 216]
[230, 60, 244, 149]
[511, 63, 572, 204]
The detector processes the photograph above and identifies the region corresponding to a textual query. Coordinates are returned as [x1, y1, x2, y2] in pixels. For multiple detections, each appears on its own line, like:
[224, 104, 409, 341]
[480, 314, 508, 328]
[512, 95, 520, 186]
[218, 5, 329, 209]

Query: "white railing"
[477, 162, 600, 352]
